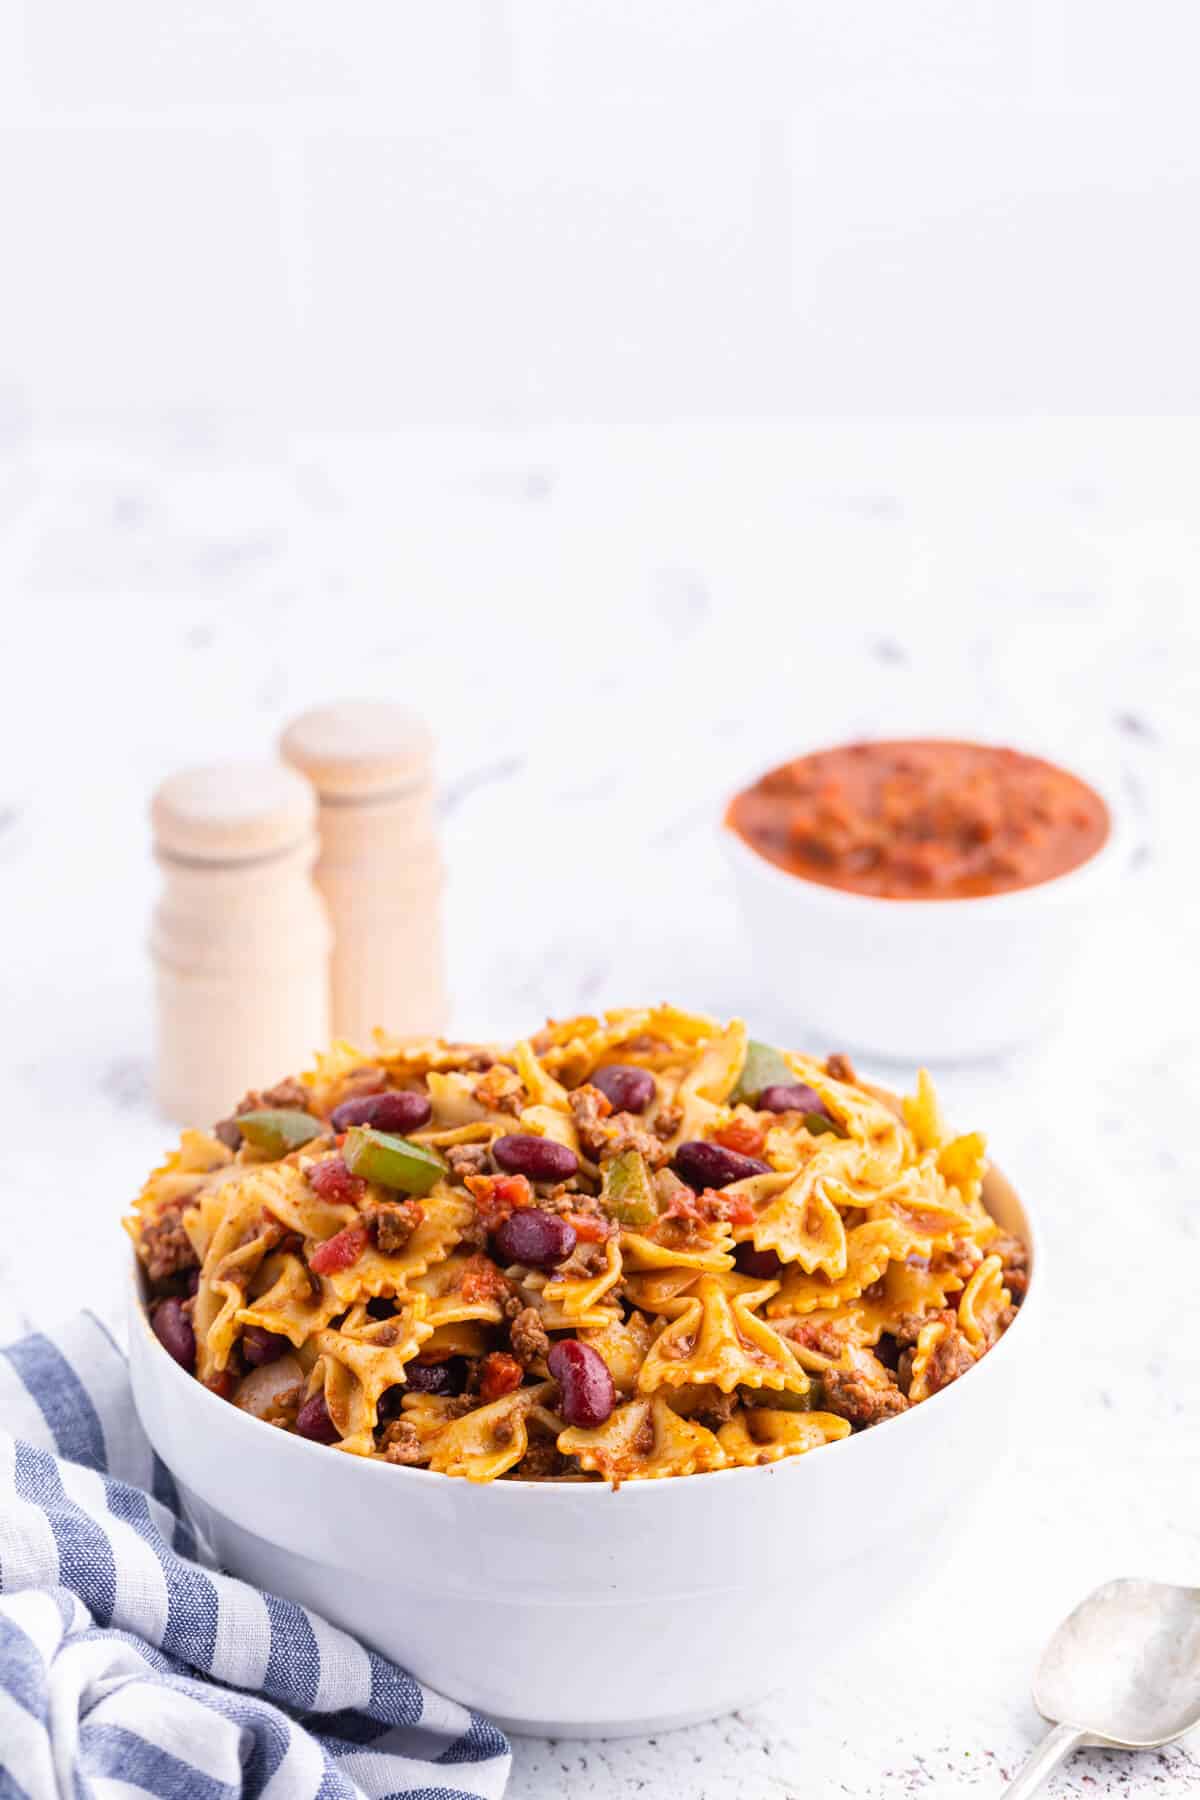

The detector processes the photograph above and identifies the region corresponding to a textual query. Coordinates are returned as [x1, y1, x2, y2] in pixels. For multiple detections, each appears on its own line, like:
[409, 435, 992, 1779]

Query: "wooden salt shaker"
[280, 700, 447, 1047]
[150, 762, 331, 1127]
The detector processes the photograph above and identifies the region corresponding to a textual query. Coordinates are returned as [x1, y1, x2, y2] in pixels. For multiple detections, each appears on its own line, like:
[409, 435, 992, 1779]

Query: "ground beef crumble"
[695, 1391, 736, 1433]
[444, 1143, 491, 1181]
[567, 1085, 671, 1168]
[365, 1199, 423, 1254]
[380, 1420, 425, 1465]
[920, 1323, 976, 1394]
[509, 1306, 550, 1367]
[472, 1064, 526, 1116]
[142, 1202, 199, 1284]
[824, 1052, 857, 1084]
[822, 1351, 910, 1426]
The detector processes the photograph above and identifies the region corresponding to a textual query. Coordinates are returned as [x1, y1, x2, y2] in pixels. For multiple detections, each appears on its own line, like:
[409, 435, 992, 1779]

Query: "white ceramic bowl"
[723, 786, 1126, 1064]
[129, 1167, 1037, 1739]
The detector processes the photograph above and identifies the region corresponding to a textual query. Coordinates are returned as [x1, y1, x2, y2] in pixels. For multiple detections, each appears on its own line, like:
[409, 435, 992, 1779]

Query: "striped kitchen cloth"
[0, 1312, 511, 1800]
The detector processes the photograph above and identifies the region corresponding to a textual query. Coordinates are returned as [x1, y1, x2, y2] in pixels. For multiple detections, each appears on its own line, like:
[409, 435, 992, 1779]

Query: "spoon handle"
[1002, 1723, 1090, 1798]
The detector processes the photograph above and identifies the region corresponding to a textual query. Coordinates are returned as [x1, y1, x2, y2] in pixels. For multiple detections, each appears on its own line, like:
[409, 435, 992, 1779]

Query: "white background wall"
[2, 1, 1199, 437]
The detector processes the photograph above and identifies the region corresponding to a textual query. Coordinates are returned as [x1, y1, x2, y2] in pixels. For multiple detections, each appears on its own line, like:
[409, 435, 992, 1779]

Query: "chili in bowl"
[724, 738, 1122, 1061]
[125, 1008, 1037, 1734]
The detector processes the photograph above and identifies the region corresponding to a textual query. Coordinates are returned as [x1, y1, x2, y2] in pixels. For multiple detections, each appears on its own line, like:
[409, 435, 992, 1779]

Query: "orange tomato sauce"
[727, 739, 1110, 900]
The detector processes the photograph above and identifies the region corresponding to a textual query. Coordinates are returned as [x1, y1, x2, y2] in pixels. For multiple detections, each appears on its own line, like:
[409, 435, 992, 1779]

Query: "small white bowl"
[129, 1167, 1037, 1738]
[723, 775, 1126, 1064]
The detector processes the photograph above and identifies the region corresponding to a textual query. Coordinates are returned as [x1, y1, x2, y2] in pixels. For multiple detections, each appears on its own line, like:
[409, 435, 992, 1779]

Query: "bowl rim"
[130, 1161, 1040, 1500]
[720, 732, 1130, 917]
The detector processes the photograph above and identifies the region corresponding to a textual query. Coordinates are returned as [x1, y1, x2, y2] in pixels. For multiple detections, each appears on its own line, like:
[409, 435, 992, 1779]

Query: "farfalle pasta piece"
[638, 1274, 810, 1397]
[512, 1271, 616, 1332]
[513, 1038, 571, 1110]
[251, 1158, 358, 1243]
[837, 1253, 968, 1349]
[937, 1130, 990, 1214]
[559, 1394, 727, 1483]
[237, 1250, 342, 1348]
[541, 1235, 623, 1321]
[739, 1164, 849, 1276]
[863, 1160, 978, 1249]
[409, 1251, 508, 1329]
[311, 1300, 433, 1454]
[427, 1382, 558, 1481]
[717, 1407, 851, 1466]
[420, 1320, 491, 1361]
[620, 1222, 734, 1274]
[580, 1308, 656, 1394]
[192, 1179, 291, 1380]
[424, 1070, 496, 1129]
[669, 1018, 748, 1142]
[903, 1068, 946, 1153]
[622, 1268, 701, 1312]
[766, 1219, 916, 1318]
[957, 1254, 1010, 1351]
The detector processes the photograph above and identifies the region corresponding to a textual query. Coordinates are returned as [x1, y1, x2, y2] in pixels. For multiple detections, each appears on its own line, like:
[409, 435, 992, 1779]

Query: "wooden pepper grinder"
[280, 700, 447, 1046]
[150, 762, 331, 1126]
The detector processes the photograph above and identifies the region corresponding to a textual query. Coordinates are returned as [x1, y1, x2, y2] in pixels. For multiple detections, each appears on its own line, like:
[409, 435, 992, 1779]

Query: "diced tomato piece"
[307, 1155, 366, 1205]
[660, 1183, 705, 1224]
[465, 1172, 533, 1228]
[564, 1212, 608, 1243]
[713, 1119, 767, 1158]
[308, 1224, 369, 1275]
[479, 1351, 523, 1404]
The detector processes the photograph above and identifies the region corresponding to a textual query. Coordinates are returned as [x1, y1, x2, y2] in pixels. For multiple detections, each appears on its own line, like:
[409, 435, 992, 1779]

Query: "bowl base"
[499, 1692, 769, 1740]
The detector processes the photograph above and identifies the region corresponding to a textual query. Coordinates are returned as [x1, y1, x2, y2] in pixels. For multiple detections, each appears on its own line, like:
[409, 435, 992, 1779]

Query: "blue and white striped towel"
[0, 1312, 511, 1800]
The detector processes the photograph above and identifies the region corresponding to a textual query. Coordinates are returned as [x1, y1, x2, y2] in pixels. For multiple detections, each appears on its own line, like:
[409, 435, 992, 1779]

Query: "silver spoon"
[1004, 1577, 1200, 1797]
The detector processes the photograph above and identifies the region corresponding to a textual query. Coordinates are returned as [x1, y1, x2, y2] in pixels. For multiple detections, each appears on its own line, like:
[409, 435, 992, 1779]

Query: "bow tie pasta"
[126, 1011, 1026, 1483]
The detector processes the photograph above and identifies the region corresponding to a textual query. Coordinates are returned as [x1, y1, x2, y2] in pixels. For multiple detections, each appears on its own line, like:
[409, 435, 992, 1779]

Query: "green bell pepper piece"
[730, 1038, 794, 1105]
[342, 1126, 446, 1196]
[236, 1109, 325, 1158]
[747, 1382, 817, 1413]
[804, 1112, 847, 1139]
[601, 1150, 658, 1227]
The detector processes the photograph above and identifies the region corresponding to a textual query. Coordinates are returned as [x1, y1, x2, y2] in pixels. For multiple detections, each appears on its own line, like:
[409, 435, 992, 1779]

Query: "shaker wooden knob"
[280, 699, 433, 801]
[280, 700, 447, 1047]
[152, 761, 317, 861]
[150, 761, 331, 1127]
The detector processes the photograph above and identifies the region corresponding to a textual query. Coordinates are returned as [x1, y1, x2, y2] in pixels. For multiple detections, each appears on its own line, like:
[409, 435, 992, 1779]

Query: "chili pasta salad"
[127, 1009, 1027, 1483]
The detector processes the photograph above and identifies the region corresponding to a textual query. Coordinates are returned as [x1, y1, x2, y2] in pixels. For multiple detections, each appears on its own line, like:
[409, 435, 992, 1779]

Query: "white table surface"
[2, 419, 1198, 1797]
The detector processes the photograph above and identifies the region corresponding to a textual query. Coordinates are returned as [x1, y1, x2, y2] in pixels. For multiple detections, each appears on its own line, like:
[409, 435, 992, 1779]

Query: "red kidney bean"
[404, 1357, 466, 1397]
[590, 1064, 656, 1114]
[548, 1339, 615, 1429]
[152, 1298, 196, 1372]
[672, 1139, 770, 1190]
[493, 1134, 579, 1181]
[296, 1393, 339, 1443]
[758, 1083, 829, 1119]
[734, 1242, 783, 1279]
[242, 1326, 288, 1367]
[330, 1090, 432, 1134]
[492, 1208, 577, 1269]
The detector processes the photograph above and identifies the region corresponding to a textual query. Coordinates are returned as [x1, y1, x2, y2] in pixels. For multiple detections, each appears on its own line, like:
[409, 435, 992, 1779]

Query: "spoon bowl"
[1035, 1577, 1200, 1747]
[1005, 1578, 1200, 1798]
